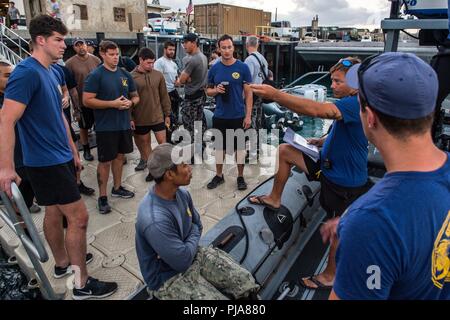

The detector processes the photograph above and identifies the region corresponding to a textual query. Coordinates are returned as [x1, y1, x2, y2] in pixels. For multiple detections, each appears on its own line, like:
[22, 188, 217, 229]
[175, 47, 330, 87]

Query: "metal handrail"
[0, 23, 29, 44]
[0, 183, 60, 300]
[0, 23, 30, 61]
[284, 71, 330, 89]
[0, 41, 23, 65]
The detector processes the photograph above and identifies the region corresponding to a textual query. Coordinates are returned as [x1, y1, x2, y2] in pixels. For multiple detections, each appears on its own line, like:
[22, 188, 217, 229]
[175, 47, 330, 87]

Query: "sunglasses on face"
[357, 54, 381, 108]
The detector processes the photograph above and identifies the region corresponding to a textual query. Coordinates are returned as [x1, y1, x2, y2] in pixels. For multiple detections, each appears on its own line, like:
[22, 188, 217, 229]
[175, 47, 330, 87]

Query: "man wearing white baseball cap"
[324, 52, 450, 300]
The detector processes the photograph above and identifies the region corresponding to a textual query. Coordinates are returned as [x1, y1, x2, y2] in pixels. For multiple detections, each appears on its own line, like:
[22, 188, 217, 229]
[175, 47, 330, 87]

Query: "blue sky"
[160, 0, 391, 29]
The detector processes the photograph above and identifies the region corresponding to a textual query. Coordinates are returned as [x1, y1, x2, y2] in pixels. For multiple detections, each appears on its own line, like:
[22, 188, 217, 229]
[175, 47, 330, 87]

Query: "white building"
[20, 0, 147, 33]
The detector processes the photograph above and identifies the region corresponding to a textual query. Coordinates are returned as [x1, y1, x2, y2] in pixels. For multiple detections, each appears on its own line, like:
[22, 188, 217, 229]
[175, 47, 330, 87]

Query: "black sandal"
[299, 276, 333, 290]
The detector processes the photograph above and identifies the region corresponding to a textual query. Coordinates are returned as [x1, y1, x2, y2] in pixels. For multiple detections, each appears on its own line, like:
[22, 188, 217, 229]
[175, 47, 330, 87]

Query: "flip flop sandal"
[247, 195, 280, 211]
[299, 276, 333, 290]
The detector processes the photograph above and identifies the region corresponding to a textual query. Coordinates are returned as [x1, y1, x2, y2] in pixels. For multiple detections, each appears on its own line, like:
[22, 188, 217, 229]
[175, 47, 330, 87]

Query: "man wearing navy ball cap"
[326, 52, 450, 300]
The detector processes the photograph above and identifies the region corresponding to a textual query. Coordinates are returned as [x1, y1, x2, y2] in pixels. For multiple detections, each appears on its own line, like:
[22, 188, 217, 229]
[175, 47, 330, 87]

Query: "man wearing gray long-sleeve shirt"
[135, 143, 260, 300]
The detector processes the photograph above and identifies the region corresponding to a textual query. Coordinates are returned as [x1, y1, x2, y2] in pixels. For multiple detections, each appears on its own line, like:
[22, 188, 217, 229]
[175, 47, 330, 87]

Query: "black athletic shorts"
[26, 160, 81, 207]
[303, 155, 373, 219]
[134, 123, 166, 136]
[79, 107, 95, 130]
[16, 167, 35, 209]
[212, 117, 246, 152]
[96, 130, 133, 163]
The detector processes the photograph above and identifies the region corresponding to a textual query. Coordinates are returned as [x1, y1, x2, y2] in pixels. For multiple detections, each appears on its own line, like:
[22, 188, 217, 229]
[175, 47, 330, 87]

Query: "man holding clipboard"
[249, 57, 372, 291]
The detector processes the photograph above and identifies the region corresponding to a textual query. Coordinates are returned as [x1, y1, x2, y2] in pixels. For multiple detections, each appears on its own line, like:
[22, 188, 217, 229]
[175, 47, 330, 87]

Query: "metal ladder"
[0, 183, 61, 300]
[0, 23, 30, 65]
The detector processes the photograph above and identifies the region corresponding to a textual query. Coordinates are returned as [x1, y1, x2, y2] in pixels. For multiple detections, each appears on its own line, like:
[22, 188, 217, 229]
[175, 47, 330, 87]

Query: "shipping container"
[194, 3, 272, 37]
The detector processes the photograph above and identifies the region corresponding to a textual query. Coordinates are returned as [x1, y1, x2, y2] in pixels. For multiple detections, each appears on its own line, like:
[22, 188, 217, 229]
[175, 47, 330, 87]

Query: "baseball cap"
[147, 143, 194, 180]
[86, 40, 96, 47]
[346, 52, 438, 120]
[72, 37, 85, 46]
[182, 33, 198, 43]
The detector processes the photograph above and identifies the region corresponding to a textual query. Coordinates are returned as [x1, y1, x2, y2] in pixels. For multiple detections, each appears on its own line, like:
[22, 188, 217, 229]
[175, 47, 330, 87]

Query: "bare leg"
[97, 161, 111, 197]
[215, 150, 225, 177]
[249, 144, 309, 209]
[301, 239, 337, 288]
[44, 205, 69, 268]
[112, 154, 124, 190]
[60, 200, 89, 287]
[134, 133, 151, 162]
[236, 150, 246, 177]
[79, 128, 89, 147]
[154, 130, 167, 145]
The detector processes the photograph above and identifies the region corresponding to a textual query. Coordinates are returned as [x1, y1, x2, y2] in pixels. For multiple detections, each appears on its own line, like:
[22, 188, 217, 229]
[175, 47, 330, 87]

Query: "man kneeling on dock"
[135, 144, 260, 300]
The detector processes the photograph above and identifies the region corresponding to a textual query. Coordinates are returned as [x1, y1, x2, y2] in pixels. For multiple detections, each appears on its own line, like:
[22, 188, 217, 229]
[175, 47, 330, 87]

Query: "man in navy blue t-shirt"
[0, 61, 38, 213]
[83, 40, 140, 215]
[206, 35, 253, 191]
[325, 53, 450, 300]
[0, 15, 117, 300]
[250, 57, 371, 290]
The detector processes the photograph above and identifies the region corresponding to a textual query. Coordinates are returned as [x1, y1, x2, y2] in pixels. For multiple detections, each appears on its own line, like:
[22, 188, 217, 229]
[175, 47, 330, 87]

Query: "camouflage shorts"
[251, 96, 264, 130]
[153, 246, 260, 300]
[181, 94, 207, 141]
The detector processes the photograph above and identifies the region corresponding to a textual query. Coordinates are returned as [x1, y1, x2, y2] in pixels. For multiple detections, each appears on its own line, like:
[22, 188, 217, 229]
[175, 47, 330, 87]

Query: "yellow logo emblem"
[121, 78, 128, 87]
[232, 72, 241, 80]
[432, 210, 450, 289]
[187, 207, 192, 217]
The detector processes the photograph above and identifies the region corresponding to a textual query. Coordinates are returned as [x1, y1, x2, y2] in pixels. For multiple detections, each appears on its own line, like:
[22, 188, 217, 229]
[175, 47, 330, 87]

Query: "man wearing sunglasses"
[250, 57, 372, 290]
[327, 53, 450, 300]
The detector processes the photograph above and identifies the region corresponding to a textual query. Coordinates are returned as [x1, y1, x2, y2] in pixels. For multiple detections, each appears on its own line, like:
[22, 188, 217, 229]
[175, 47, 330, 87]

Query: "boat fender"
[211, 226, 245, 253]
[263, 206, 294, 250]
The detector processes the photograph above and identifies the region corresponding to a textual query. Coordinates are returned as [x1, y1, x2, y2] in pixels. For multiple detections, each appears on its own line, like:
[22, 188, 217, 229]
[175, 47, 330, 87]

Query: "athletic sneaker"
[83, 146, 94, 162]
[237, 177, 248, 191]
[98, 197, 112, 215]
[54, 253, 94, 279]
[111, 186, 135, 199]
[135, 159, 147, 171]
[207, 175, 225, 190]
[29, 203, 41, 214]
[145, 172, 154, 182]
[78, 181, 95, 196]
[72, 277, 118, 300]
